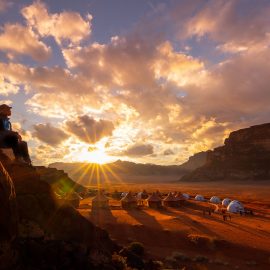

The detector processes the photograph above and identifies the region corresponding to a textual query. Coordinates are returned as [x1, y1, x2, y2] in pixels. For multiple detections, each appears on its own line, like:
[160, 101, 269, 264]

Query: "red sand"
[79, 182, 270, 269]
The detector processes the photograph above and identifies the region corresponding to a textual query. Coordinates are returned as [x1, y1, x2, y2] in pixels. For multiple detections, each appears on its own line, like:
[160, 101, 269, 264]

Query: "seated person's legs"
[19, 141, 31, 165]
[0, 131, 31, 164]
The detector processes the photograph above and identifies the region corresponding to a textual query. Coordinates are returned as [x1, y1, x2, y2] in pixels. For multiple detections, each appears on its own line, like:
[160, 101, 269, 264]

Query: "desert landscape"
[1, 1, 270, 269]
[78, 182, 270, 270]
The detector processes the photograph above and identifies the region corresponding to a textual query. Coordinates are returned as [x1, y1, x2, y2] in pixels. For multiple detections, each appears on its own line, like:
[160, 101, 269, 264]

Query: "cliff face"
[181, 123, 270, 181]
[179, 151, 209, 171]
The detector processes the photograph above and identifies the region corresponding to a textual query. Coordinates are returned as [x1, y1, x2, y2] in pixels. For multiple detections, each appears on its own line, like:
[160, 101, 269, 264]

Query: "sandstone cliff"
[181, 123, 270, 181]
[179, 151, 209, 171]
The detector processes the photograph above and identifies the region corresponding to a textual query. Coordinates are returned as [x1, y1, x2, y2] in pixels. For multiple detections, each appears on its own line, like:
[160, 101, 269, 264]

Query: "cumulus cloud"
[65, 115, 114, 144]
[21, 0, 92, 45]
[0, 24, 51, 61]
[33, 123, 69, 146]
[0, 0, 269, 165]
[0, 63, 98, 97]
[124, 144, 154, 156]
[183, 48, 270, 123]
[185, 0, 270, 52]
[62, 37, 203, 121]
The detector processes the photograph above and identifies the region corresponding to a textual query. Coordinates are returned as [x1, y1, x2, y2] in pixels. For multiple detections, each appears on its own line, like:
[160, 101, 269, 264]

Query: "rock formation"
[181, 123, 270, 181]
[0, 151, 119, 269]
[179, 151, 209, 171]
[36, 166, 86, 194]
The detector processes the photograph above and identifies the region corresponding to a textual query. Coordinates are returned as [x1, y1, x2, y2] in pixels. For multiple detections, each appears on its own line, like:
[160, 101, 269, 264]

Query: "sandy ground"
[79, 182, 270, 269]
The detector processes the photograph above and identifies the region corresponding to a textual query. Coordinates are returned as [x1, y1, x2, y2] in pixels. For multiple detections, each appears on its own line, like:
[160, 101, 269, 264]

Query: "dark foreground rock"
[0, 152, 120, 269]
[181, 123, 270, 181]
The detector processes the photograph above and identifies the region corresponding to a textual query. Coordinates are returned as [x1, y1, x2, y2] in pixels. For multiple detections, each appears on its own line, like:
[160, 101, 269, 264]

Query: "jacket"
[0, 116, 12, 132]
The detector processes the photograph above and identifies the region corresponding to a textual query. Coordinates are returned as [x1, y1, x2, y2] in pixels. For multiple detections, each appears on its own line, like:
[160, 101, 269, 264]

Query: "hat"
[0, 104, 12, 110]
[0, 104, 12, 112]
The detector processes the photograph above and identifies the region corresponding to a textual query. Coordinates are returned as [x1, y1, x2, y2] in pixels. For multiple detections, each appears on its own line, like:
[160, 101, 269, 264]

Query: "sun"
[77, 147, 112, 164]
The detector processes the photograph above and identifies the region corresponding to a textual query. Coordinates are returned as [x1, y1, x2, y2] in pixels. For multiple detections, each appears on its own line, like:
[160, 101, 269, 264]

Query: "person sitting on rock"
[0, 104, 32, 165]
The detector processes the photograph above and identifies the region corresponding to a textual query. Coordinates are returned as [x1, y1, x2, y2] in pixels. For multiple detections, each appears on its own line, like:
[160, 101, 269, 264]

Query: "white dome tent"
[222, 198, 231, 207]
[182, 193, 190, 200]
[227, 200, 244, 213]
[209, 196, 221, 204]
[195, 194, 204, 201]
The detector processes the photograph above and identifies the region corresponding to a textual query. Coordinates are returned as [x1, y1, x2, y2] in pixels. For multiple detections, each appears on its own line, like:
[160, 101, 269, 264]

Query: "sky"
[0, 0, 270, 165]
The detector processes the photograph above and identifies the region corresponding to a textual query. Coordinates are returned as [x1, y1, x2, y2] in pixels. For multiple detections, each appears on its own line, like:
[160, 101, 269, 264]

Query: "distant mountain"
[50, 160, 187, 175]
[49, 153, 211, 185]
[181, 123, 270, 181]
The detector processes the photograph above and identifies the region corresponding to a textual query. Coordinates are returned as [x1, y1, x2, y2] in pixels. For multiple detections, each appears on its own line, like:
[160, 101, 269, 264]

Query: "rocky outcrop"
[0, 152, 119, 269]
[36, 166, 86, 194]
[181, 123, 270, 181]
[0, 153, 17, 242]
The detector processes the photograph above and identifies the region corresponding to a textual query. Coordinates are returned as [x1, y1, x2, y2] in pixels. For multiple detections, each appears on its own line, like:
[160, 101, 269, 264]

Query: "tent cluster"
[89, 189, 246, 214]
[194, 194, 245, 213]
[120, 190, 190, 209]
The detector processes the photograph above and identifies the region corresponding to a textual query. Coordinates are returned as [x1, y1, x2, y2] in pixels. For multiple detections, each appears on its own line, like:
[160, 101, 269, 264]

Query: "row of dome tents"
[209, 197, 245, 213]
[89, 190, 245, 214]
[194, 194, 245, 213]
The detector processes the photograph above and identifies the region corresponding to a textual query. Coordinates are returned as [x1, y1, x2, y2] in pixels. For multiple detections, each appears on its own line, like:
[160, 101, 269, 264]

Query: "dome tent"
[209, 196, 221, 204]
[163, 192, 179, 207]
[121, 191, 137, 209]
[91, 190, 109, 209]
[147, 192, 162, 208]
[195, 194, 205, 201]
[222, 198, 231, 207]
[227, 200, 244, 213]
[182, 193, 190, 200]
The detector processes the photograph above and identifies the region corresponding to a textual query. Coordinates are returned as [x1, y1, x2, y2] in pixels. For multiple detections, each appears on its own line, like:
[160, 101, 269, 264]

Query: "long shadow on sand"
[125, 208, 163, 230]
[179, 205, 270, 239]
[90, 207, 118, 227]
[156, 207, 220, 237]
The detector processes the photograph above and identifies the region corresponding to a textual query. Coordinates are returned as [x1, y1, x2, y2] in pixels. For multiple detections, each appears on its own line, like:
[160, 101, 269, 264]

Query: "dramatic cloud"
[33, 123, 69, 146]
[185, 0, 270, 52]
[0, 63, 97, 97]
[22, 1, 92, 45]
[62, 37, 203, 121]
[124, 144, 154, 157]
[65, 115, 114, 144]
[0, 0, 269, 165]
[0, 24, 51, 61]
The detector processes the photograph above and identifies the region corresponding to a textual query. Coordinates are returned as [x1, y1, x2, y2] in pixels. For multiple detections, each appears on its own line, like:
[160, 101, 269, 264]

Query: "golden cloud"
[0, 23, 51, 61]
[21, 0, 92, 45]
